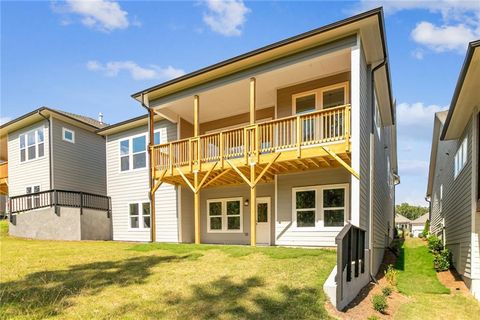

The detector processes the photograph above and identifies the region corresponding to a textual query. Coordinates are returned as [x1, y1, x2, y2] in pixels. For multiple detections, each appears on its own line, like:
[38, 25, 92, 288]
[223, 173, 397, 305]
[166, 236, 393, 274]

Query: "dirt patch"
[326, 240, 409, 320]
[437, 268, 470, 296]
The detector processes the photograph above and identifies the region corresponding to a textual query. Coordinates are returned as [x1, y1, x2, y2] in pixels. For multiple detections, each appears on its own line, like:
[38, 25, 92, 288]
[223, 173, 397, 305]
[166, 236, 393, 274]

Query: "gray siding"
[431, 119, 473, 278]
[51, 118, 107, 195]
[179, 186, 194, 243]
[276, 169, 350, 247]
[8, 120, 50, 196]
[106, 120, 178, 242]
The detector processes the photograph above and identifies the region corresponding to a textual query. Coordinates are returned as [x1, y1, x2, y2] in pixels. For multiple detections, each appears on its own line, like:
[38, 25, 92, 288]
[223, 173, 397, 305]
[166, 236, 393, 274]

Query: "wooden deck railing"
[0, 162, 7, 179]
[152, 104, 350, 171]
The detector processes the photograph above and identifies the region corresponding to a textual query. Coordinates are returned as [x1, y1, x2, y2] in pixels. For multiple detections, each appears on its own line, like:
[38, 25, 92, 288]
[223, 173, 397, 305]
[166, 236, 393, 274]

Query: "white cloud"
[398, 159, 429, 176]
[357, 0, 480, 53]
[203, 0, 250, 36]
[86, 60, 185, 81]
[52, 0, 130, 32]
[0, 116, 12, 125]
[397, 102, 447, 127]
[411, 21, 479, 52]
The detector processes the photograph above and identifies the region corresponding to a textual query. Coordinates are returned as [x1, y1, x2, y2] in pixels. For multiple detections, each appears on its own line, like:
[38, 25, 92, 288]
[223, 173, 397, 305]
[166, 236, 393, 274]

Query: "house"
[103, 8, 397, 309]
[411, 213, 428, 237]
[0, 107, 112, 240]
[395, 213, 412, 235]
[426, 40, 480, 300]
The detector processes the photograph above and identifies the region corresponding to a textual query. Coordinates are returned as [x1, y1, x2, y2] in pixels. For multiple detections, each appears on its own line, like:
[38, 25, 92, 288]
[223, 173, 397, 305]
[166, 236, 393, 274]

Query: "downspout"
[38, 110, 53, 190]
[139, 94, 156, 243]
[368, 59, 387, 282]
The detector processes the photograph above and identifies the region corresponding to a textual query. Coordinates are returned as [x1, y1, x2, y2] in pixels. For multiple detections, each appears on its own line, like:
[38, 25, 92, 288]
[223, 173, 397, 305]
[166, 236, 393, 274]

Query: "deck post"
[194, 171, 201, 244]
[249, 77, 256, 125]
[250, 163, 256, 246]
[148, 108, 157, 243]
[194, 95, 200, 136]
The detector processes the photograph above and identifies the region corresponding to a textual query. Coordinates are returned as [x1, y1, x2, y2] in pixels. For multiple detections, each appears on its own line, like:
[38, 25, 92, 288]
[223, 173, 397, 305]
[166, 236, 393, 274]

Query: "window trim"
[292, 183, 349, 230]
[62, 127, 75, 143]
[118, 133, 148, 173]
[454, 136, 468, 179]
[207, 197, 243, 233]
[291, 81, 350, 115]
[25, 185, 41, 209]
[19, 126, 45, 163]
[127, 201, 151, 230]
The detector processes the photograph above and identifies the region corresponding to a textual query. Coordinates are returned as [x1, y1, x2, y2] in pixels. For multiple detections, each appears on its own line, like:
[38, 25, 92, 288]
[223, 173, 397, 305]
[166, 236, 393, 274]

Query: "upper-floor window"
[154, 131, 161, 145]
[62, 128, 75, 143]
[292, 82, 348, 115]
[454, 136, 468, 178]
[20, 127, 44, 162]
[26, 185, 40, 208]
[120, 135, 146, 172]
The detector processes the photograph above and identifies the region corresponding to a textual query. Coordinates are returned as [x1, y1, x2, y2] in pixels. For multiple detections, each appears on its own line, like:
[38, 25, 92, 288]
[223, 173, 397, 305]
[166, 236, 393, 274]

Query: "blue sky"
[2, 1, 480, 206]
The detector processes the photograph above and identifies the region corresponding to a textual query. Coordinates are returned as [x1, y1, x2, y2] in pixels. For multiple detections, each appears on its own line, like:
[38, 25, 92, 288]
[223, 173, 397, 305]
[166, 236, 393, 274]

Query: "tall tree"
[395, 203, 428, 221]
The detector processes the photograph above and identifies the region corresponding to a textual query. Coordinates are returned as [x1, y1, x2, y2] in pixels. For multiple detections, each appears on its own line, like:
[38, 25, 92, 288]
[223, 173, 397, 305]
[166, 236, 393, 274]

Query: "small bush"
[427, 235, 443, 253]
[384, 264, 398, 287]
[372, 294, 388, 313]
[422, 219, 430, 237]
[382, 286, 393, 297]
[434, 248, 452, 271]
[367, 316, 380, 320]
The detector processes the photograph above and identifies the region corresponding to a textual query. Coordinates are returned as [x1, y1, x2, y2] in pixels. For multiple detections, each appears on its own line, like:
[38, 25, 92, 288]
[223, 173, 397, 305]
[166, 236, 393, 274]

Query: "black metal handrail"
[9, 189, 111, 214]
[335, 223, 366, 302]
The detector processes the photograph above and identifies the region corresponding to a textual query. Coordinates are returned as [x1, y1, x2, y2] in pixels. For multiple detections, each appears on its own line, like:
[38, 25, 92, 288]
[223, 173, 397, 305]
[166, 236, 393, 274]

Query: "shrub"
[372, 294, 388, 313]
[434, 248, 452, 271]
[367, 316, 380, 320]
[422, 219, 430, 237]
[382, 286, 393, 297]
[427, 235, 443, 253]
[384, 264, 398, 287]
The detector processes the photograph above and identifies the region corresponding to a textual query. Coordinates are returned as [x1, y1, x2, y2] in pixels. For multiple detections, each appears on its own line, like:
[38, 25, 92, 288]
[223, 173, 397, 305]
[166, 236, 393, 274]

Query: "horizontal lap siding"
[431, 119, 473, 278]
[276, 168, 350, 247]
[51, 118, 106, 195]
[359, 44, 370, 232]
[106, 120, 178, 242]
[8, 120, 50, 196]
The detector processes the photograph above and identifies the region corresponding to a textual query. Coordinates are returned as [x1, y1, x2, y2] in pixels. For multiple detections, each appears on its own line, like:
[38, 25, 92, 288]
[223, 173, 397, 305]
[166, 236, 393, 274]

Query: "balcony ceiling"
[151, 48, 351, 124]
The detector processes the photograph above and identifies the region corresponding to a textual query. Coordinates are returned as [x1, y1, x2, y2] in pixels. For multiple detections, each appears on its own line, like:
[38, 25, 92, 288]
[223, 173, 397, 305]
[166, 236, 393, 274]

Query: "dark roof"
[131, 7, 390, 104]
[96, 114, 148, 133]
[0, 107, 107, 130]
[440, 39, 480, 140]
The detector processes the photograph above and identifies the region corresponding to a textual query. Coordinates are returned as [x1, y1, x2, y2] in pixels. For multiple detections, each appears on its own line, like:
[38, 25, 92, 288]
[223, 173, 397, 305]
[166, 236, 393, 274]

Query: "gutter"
[38, 110, 53, 190]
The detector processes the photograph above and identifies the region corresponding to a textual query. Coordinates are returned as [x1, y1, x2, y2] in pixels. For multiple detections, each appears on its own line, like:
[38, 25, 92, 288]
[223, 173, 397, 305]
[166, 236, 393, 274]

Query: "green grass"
[394, 238, 480, 319]
[0, 221, 336, 319]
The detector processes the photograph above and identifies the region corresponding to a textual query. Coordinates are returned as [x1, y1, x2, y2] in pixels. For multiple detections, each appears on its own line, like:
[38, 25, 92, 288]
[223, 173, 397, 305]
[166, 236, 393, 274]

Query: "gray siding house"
[0, 107, 111, 240]
[427, 40, 480, 300]
[100, 9, 398, 309]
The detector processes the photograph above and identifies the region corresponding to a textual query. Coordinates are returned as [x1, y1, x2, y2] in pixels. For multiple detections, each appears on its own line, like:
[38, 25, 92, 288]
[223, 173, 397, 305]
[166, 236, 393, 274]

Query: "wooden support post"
[345, 105, 351, 152]
[194, 171, 200, 245]
[322, 146, 360, 179]
[250, 77, 256, 125]
[296, 116, 301, 158]
[250, 164, 256, 247]
[148, 108, 157, 243]
[194, 95, 200, 137]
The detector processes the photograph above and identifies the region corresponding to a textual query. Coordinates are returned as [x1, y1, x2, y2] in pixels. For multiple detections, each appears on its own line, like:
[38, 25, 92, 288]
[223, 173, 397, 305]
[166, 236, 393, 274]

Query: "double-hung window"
[129, 202, 150, 229]
[20, 127, 44, 162]
[454, 136, 468, 178]
[293, 184, 348, 228]
[207, 197, 242, 232]
[26, 185, 40, 209]
[120, 135, 147, 171]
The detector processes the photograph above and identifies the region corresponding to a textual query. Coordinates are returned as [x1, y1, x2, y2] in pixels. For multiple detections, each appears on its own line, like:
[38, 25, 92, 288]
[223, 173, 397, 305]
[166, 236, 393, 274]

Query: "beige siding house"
[427, 40, 480, 300]
[104, 8, 398, 310]
[0, 107, 111, 240]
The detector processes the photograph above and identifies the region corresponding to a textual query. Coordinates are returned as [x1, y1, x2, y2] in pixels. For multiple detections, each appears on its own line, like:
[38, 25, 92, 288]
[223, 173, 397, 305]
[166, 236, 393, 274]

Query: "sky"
[2, 0, 480, 206]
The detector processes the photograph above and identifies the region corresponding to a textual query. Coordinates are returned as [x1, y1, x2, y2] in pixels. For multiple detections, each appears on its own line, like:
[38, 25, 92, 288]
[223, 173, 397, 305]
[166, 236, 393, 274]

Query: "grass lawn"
[0, 221, 336, 319]
[394, 238, 480, 319]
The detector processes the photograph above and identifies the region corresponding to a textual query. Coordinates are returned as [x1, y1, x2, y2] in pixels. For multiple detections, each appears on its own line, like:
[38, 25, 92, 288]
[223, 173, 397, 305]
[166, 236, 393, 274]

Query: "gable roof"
[441, 40, 480, 140]
[395, 214, 412, 224]
[0, 107, 107, 137]
[132, 7, 394, 125]
[412, 213, 429, 224]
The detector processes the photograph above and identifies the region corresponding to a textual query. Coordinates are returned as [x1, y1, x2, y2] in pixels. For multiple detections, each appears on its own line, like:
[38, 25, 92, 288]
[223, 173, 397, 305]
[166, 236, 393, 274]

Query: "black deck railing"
[335, 223, 366, 301]
[9, 189, 111, 215]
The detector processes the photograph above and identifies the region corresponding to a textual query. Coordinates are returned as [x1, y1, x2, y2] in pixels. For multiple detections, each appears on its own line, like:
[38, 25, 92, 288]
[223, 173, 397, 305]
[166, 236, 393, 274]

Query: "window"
[293, 184, 348, 228]
[295, 189, 316, 227]
[26, 185, 40, 209]
[294, 92, 316, 114]
[119, 135, 147, 171]
[323, 188, 345, 227]
[322, 87, 345, 109]
[62, 128, 75, 143]
[454, 136, 468, 178]
[154, 131, 161, 145]
[207, 198, 243, 232]
[129, 201, 150, 229]
[20, 127, 44, 162]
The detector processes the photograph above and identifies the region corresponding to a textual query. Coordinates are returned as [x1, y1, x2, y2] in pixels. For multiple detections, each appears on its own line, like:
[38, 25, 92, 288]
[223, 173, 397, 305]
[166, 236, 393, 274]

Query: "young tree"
[395, 203, 428, 220]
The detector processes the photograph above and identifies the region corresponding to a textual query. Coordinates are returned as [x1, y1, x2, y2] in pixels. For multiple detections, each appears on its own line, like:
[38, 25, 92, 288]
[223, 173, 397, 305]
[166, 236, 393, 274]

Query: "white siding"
[106, 120, 178, 242]
[8, 120, 50, 196]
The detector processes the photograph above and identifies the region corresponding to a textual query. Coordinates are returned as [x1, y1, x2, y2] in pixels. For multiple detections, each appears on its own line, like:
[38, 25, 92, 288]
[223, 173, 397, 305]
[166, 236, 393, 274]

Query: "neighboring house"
[117, 8, 398, 309]
[427, 40, 480, 300]
[0, 107, 112, 240]
[411, 213, 428, 237]
[395, 213, 412, 234]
